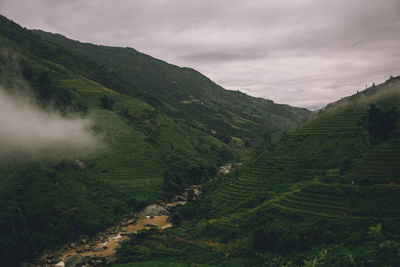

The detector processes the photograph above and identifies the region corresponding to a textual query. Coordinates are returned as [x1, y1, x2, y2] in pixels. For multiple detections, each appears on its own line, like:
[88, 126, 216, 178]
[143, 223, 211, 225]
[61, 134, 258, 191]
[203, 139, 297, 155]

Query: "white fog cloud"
[0, 87, 98, 158]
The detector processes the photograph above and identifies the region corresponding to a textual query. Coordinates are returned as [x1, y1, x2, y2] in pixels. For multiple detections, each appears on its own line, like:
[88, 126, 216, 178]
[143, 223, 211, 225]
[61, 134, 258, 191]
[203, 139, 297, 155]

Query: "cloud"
[0, 87, 99, 159]
[180, 52, 265, 63]
[1, 0, 400, 109]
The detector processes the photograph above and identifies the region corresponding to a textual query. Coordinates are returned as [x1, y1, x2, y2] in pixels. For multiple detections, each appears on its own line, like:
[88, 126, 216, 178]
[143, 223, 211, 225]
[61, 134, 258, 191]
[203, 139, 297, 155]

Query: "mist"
[0, 87, 99, 159]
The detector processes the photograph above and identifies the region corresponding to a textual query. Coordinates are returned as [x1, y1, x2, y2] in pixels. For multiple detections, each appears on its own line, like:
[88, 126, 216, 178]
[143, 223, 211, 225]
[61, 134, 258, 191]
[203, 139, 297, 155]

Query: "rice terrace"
[0, 1, 400, 266]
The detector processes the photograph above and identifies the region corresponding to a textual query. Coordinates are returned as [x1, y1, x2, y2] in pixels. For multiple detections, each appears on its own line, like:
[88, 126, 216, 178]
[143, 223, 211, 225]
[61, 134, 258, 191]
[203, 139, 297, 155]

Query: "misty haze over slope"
[0, 87, 98, 158]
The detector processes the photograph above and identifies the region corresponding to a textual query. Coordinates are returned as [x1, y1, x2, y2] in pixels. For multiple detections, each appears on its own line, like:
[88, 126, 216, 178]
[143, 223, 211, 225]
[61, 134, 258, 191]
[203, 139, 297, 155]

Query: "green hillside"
[0, 15, 310, 266]
[34, 29, 310, 152]
[113, 78, 400, 266]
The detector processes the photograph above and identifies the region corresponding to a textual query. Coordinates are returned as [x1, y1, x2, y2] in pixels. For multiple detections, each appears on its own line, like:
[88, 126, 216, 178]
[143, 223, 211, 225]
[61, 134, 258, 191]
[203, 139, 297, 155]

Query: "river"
[35, 164, 232, 266]
[34, 186, 196, 266]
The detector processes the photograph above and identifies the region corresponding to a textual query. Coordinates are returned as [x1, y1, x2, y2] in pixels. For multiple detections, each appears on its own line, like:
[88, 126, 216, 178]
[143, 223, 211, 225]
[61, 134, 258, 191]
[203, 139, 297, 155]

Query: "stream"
[34, 164, 232, 267]
[35, 187, 196, 267]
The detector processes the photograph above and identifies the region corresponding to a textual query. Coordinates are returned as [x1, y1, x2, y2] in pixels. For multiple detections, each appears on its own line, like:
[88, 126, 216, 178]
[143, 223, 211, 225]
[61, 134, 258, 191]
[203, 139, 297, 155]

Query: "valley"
[0, 13, 399, 267]
[36, 185, 203, 266]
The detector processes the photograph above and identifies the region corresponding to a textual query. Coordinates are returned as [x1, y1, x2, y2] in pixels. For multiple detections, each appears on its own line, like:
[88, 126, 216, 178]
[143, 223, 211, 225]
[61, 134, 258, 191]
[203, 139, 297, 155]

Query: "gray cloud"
[1, 0, 400, 109]
[0, 87, 99, 159]
[180, 52, 265, 63]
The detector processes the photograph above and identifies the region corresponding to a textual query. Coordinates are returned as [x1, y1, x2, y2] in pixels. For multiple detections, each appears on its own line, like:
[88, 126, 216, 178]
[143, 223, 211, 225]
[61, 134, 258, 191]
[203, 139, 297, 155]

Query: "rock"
[83, 244, 90, 250]
[120, 232, 131, 236]
[120, 227, 127, 232]
[92, 259, 104, 265]
[40, 253, 49, 261]
[144, 222, 158, 228]
[64, 254, 85, 267]
[85, 255, 93, 259]
[126, 218, 136, 225]
[92, 247, 103, 252]
[140, 204, 169, 217]
[74, 159, 86, 169]
[89, 257, 105, 264]
[176, 196, 185, 202]
[55, 261, 65, 267]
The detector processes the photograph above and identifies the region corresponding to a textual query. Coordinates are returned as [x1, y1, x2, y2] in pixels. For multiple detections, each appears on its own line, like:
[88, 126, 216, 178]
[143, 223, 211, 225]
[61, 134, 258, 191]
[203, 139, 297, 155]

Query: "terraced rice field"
[215, 166, 275, 204]
[90, 111, 164, 200]
[361, 139, 400, 185]
[100, 131, 163, 199]
[273, 190, 349, 218]
[291, 112, 364, 136]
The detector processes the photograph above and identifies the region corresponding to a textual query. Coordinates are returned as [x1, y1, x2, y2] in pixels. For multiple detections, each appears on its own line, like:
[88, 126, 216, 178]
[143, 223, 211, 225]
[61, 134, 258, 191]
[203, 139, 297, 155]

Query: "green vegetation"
[0, 15, 309, 266]
[113, 78, 400, 266]
[2, 14, 399, 266]
[34, 29, 310, 155]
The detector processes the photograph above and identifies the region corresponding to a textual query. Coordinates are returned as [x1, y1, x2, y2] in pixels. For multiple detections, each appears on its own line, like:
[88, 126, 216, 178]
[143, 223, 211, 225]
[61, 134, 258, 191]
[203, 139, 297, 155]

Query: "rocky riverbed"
[29, 185, 202, 267]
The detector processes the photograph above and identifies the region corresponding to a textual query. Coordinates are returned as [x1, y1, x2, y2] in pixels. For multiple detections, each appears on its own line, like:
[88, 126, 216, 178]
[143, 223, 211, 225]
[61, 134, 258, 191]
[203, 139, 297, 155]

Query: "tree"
[100, 95, 114, 110]
[35, 72, 54, 101]
[361, 104, 399, 139]
[261, 132, 272, 148]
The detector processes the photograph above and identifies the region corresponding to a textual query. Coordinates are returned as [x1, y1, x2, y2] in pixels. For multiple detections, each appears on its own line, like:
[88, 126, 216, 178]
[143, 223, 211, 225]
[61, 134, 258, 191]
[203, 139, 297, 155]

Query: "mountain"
[0, 15, 309, 266]
[34, 29, 310, 152]
[113, 78, 400, 266]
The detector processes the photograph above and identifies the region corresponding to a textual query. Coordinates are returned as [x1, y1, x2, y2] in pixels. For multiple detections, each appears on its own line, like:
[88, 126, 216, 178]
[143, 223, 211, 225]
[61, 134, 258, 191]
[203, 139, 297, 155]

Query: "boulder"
[64, 254, 85, 267]
[40, 253, 49, 261]
[144, 222, 158, 228]
[176, 196, 185, 202]
[140, 204, 169, 217]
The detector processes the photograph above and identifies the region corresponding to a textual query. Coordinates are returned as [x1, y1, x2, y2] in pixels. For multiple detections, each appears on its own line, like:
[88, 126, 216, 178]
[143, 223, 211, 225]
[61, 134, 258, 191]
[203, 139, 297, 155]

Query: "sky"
[1, 0, 400, 110]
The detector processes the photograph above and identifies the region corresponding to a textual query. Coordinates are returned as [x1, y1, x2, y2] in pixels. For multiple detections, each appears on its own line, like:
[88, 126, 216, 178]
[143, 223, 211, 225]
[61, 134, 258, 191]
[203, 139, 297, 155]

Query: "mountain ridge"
[0, 14, 309, 266]
[33, 28, 310, 150]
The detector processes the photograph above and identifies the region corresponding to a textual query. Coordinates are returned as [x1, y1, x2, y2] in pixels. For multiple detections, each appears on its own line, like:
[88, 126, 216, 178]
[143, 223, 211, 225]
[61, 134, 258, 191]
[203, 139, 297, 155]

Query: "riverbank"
[32, 185, 201, 267]
[32, 163, 233, 266]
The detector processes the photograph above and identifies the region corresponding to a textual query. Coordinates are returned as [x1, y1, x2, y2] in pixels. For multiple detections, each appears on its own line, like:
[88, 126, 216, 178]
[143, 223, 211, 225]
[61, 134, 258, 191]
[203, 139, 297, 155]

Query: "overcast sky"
[1, 0, 399, 109]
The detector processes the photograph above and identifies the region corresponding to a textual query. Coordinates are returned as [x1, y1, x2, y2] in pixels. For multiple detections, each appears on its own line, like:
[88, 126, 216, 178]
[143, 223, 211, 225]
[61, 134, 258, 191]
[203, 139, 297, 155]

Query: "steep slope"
[0, 15, 231, 266]
[114, 77, 400, 266]
[34, 29, 310, 151]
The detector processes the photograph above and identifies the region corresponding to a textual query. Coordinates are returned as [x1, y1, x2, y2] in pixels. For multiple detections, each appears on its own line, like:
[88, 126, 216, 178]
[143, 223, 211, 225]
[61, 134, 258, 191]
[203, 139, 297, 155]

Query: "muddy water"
[58, 215, 172, 263]
[48, 194, 192, 266]
[38, 165, 233, 266]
